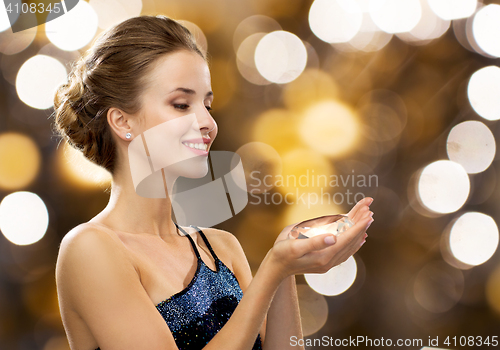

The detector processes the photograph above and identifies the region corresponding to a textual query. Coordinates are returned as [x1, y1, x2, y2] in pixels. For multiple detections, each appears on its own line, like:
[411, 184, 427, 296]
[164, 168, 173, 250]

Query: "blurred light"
[397, 0, 450, 44]
[0, 26, 37, 55]
[283, 68, 339, 112]
[309, 0, 363, 43]
[235, 142, 282, 194]
[0, 132, 41, 190]
[428, 0, 477, 20]
[254, 31, 307, 84]
[467, 66, 500, 121]
[296, 284, 328, 336]
[178, 20, 208, 57]
[299, 100, 359, 158]
[279, 148, 333, 198]
[0, 0, 20, 32]
[413, 261, 464, 313]
[45, 0, 98, 51]
[252, 109, 303, 155]
[463, 4, 497, 58]
[417, 160, 469, 214]
[89, 0, 142, 30]
[233, 15, 281, 53]
[369, 0, 422, 34]
[236, 33, 270, 85]
[486, 265, 500, 315]
[343, 13, 393, 52]
[446, 120, 495, 174]
[449, 212, 498, 266]
[58, 141, 112, 189]
[209, 58, 237, 109]
[357, 89, 407, 142]
[305, 256, 357, 296]
[472, 4, 500, 58]
[0, 191, 48, 245]
[16, 55, 67, 110]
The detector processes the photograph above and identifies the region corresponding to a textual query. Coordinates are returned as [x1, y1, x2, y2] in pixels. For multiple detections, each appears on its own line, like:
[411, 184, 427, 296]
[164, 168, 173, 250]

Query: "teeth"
[183, 142, 208, 151]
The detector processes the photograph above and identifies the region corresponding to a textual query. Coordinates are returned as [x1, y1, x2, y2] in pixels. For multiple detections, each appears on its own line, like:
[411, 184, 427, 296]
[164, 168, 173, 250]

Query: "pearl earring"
[125, 133, 132, 139]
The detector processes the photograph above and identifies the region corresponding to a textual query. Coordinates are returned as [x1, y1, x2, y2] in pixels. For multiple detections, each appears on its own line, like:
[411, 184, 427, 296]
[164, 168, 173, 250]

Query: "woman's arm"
[57, 216, 371, 350]
[263, 275, 303, 350]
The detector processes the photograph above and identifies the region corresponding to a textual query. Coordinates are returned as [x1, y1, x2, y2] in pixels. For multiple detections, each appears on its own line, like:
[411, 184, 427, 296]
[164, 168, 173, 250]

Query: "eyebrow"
[169, 87, 213, 97]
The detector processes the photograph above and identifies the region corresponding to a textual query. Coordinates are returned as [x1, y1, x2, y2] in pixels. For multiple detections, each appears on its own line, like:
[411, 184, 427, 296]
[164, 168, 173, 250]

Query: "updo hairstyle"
[53, 15, 206, 175]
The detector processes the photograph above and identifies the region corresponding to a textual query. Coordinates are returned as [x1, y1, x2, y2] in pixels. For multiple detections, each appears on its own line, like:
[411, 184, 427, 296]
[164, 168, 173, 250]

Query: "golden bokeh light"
[235, 142, 282, 194]
[486, 265, 500, 316]
[278, 148, 333, 199]
[57, 141, 112, 189]
[283, 68, 339, 112]
[0, 132, 41, 190]
[296, 284, 329, 336]
[252, 108, 303, 155]
[298, 100, 359, 158]
[0, 25, 37, 55]
[178, 20, 208, 57]
[89, 0, 143, 30]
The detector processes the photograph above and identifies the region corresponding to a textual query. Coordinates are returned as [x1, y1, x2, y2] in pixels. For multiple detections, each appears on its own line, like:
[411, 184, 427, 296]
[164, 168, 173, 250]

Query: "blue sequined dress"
[94, 224, 263, 350]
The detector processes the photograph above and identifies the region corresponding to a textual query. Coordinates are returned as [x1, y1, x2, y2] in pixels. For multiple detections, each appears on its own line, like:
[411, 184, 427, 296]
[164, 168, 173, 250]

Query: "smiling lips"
[182, 138, 211, 155]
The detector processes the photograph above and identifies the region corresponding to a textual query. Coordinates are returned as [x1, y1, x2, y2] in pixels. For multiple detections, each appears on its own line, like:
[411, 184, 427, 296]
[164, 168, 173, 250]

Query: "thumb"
[297, 233, 337, 254]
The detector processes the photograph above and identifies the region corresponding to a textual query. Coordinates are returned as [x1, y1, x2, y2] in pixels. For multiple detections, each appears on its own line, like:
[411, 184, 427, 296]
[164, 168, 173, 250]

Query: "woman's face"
[132, 50, 217, 179]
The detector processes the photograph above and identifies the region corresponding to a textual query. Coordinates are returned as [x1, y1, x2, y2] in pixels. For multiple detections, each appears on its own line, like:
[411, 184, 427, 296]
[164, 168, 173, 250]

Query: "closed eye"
[174, 104, 189, 110]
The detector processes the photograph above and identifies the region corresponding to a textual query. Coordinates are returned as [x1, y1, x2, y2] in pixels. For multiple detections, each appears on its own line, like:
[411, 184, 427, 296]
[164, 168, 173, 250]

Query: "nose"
[196, 105, 217, 137]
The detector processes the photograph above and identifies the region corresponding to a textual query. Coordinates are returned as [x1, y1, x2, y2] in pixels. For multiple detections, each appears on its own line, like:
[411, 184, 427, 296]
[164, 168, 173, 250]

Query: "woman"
[53, 15, 374, 350]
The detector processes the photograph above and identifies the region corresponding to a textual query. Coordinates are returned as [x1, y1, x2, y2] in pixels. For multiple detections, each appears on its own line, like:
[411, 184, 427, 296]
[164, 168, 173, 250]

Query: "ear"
[107, 107, 134, 141]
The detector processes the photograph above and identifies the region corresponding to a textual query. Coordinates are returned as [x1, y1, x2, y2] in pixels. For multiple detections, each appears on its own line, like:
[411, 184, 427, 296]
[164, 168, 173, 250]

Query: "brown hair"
[52, 15, 206, 175]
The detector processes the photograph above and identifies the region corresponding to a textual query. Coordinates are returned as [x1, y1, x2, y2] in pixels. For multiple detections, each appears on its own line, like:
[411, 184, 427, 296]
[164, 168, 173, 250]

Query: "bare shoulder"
[55, 222, 133, 307]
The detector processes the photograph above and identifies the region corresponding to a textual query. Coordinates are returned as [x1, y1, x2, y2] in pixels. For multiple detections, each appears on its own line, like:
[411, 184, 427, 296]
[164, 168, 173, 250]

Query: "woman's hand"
[264, 214, 374, 281]
[273, 197, 374, 244]
[265, 197, 374, 281]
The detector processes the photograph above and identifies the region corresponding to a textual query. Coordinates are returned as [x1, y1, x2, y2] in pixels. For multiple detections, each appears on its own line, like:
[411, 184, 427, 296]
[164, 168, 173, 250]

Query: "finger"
[338, 216, 372, 244]
[347, 197, 373, 220]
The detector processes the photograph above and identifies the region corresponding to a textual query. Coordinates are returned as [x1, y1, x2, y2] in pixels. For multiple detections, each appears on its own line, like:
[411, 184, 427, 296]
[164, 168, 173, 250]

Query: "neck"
[95, 165, 179, 238]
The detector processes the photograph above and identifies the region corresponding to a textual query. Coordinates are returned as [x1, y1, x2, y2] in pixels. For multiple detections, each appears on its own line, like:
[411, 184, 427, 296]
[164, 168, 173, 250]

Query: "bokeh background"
[1, 0, 500, 349]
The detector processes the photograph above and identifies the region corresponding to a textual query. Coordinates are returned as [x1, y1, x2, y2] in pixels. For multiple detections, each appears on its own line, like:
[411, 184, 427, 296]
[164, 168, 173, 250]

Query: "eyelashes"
[173, 104, 212, 112]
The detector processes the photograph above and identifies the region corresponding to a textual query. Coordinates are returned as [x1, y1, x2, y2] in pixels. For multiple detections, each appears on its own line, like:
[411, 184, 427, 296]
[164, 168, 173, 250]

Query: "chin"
[173, 156, 209, 179]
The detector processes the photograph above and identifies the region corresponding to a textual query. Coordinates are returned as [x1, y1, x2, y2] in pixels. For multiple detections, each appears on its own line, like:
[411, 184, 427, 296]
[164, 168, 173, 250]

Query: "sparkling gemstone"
[289, 214, 354, 239]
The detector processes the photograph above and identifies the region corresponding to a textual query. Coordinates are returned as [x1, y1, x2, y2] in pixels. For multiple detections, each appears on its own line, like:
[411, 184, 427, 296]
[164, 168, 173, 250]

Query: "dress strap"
[190, 225, 220, 263]
[174, 223, 201, 259]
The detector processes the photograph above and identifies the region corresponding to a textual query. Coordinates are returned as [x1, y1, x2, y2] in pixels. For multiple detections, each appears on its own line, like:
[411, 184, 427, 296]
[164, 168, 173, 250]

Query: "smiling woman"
[51, 15, 373, 350]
